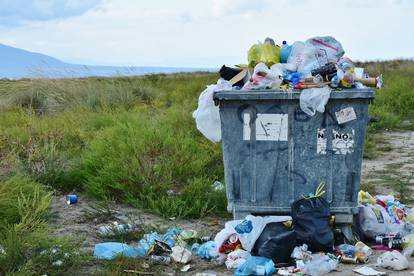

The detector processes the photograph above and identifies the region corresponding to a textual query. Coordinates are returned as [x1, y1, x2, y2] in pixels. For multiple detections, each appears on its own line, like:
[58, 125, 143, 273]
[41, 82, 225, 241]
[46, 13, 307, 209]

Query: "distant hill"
[0, 43, 212, 79]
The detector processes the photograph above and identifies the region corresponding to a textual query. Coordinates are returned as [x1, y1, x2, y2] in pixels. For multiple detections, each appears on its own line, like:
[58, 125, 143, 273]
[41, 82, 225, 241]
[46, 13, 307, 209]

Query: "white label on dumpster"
[243, 113, 251, 140]
[335, 107, 357, 124]
[332, 129, 355, 154]
[317, 128, 327, 154]
[255, 114, 288, 141]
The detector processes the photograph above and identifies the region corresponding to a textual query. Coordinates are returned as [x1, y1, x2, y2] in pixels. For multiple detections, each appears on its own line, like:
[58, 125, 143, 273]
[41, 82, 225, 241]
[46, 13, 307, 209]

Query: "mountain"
[0, 43, 212, 79]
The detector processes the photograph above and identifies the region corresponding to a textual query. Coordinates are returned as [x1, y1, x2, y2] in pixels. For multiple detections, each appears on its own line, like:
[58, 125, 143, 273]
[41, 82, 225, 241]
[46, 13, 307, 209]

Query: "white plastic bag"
[287, 41, 320, 76]
[377, 251, 409, 271]
[192, 79, 232, 142]
[225, 249, 251, 270]
[299, 86, 331, 116]
[306, 36, 344, 63]
[214, 215, 292, 252]
[358, 204, 402, 239]
[242, 63, 283, 90]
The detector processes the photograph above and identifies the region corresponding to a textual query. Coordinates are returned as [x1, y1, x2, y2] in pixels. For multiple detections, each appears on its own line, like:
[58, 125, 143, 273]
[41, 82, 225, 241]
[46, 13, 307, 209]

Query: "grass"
[0, 62, 414, 273]
[1, 63, 414, 216]
[0, 73, 226, 219]
[0, 176, 86, 275]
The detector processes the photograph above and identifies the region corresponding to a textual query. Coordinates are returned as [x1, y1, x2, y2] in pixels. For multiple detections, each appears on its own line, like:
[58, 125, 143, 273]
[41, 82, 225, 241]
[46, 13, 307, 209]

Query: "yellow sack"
[248, 43, 280, 68]
[247, 44, 261, 67]
[260, 43, 280, 67]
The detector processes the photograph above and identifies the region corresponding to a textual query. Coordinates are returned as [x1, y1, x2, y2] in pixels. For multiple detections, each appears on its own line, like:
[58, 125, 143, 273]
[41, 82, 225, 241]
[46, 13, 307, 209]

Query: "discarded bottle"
[98, 223, 133, 236]
[280, 41, 292, 63]
[376, 234, 403, 249]
[148, 255, 171, 264]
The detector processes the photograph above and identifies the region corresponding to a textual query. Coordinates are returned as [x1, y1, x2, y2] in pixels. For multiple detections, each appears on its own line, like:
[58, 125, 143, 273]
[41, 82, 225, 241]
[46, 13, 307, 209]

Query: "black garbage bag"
[251, 222, 296, 265]
[291, 197, 334, 252]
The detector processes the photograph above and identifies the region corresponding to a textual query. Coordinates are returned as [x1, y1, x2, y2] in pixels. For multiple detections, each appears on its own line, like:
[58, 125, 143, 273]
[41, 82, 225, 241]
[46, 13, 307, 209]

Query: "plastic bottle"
[280, 41, 292, 63]
[148, 255, 171, 264]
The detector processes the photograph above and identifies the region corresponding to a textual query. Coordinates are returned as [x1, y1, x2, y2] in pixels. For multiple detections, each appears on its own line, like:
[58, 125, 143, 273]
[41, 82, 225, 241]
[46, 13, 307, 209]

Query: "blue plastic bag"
[94, 227, 182, 260]
[235, 256, 275, 276]
[94, 242, 142, 260]
[197, 241, 219, 260]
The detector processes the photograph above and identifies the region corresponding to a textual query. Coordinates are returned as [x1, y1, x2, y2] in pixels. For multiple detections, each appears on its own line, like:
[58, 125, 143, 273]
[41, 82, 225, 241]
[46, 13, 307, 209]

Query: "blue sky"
[0, 0, 413, 68]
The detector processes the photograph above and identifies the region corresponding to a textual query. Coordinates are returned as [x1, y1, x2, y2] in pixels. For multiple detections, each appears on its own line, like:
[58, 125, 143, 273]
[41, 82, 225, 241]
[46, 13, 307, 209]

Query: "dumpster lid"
[213, 89, 375, 101]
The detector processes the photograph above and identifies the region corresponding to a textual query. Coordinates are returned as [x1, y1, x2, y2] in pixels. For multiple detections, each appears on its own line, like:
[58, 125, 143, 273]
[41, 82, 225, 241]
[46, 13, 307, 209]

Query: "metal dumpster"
[213, 89, 374, 234]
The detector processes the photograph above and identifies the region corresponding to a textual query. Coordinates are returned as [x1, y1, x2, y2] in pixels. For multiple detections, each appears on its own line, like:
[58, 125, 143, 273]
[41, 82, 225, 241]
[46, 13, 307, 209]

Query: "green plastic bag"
[248, 43, 280, 68]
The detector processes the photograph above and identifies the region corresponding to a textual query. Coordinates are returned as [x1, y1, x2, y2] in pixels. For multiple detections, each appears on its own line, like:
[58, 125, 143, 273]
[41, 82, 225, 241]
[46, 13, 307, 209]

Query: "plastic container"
[280, 41, 292, 63]
[213, 89, 374, 233]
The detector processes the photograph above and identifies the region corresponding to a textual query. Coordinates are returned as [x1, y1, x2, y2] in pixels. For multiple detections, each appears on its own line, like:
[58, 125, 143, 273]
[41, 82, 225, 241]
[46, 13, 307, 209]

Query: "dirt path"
[49, 130, 414, 275]
[362, 131, 414, 196]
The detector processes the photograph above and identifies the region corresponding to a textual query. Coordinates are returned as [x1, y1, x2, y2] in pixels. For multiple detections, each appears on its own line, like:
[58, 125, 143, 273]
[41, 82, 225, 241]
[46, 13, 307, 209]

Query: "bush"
[0, 176, 86, 275]
[78, 107, 225, 217]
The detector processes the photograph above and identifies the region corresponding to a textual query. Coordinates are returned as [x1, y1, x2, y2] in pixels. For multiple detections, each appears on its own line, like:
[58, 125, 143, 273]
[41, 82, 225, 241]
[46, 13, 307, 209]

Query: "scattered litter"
[170, 246, 192, 264]
[122, 270, 154, 275]
[353, 266, 386, 276]
[335, 243, 372, 264]
[377, 250, 409, 271]
[251, 221, 296, 265]
[66, 194, 77, 205]
[94, 242, 141, 260]
[197, 240, 220, 260]
[296, 254, 338, 276]
[180, 264, 191, 272]
[195, 273, 216, 276]
[148, 255, 171, 264]
[291, 244, 312, 262]
[402, 233, 414, 256]
[212, 180, 225, 191]
[225, 249, 251, 270]
[234, 256, 275, 276]
[52, 260, 63, 267]
[208, 220, 221, 226]
[98, 222, 134, 236]
[215, 215, 292, 253]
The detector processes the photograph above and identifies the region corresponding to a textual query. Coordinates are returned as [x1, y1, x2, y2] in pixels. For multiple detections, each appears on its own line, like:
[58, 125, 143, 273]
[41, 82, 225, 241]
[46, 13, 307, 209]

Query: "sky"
[0, 0, 413, 68]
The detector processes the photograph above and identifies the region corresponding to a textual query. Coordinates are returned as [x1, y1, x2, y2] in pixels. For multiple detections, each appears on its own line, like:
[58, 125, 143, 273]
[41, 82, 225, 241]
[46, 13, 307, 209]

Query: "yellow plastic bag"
[247, 44, 261, 67]
[248, 43, 280, 68]
[260, 43, 280, 67]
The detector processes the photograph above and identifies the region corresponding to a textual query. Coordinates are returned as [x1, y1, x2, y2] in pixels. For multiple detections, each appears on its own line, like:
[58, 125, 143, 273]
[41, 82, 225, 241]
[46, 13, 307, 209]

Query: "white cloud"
[0, 0, 412, 67]
[0, 0, 103, 26]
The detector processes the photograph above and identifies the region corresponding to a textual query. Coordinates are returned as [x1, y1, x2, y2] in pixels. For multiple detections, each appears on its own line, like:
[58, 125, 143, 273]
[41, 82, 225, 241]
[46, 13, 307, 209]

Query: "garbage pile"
[193, 35, 383, 143]
[93, 188, 414, 275]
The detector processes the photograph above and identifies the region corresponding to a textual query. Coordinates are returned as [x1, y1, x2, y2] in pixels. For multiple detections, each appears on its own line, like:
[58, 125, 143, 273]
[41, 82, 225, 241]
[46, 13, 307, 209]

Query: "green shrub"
[0, 176, 85, 275]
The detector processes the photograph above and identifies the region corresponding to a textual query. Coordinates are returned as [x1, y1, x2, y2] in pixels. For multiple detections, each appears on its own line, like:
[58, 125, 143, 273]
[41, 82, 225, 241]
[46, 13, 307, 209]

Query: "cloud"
[211, 0, 270, 17]
[0, 0, 412, 67]
[0, 0, 103, 26]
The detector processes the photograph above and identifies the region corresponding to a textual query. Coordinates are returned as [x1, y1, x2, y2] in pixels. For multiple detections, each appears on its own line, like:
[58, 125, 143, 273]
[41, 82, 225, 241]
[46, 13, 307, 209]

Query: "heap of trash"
[93, 186, 414, 275]
[193, 35, 383, 143]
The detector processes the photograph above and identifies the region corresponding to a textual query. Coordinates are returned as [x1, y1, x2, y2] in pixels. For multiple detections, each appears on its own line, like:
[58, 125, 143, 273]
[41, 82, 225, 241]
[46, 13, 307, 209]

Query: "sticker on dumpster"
[243, 113, 251, 140]
[335, 107, 357, 124]
[243, 113, 288, 141]
[332, 129, 354, 154]
[317, 128, 327, 154]
[255, 114, 288, 141]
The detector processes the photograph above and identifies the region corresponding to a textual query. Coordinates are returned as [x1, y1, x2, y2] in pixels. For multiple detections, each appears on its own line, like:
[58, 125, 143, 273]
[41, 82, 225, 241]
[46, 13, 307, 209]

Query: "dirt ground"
[49, 130, 414, 275]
